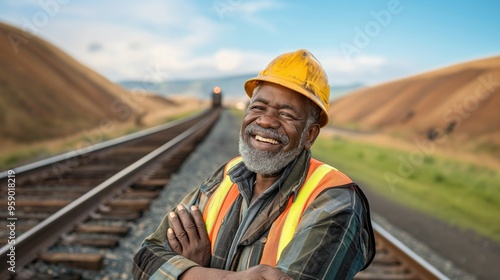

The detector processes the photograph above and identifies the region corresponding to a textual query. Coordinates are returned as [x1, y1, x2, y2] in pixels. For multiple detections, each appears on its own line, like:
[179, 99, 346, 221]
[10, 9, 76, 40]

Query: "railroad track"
[0, 108, 220, 279]
[355, 222, 449, 280]
[0, 107, 450, 280]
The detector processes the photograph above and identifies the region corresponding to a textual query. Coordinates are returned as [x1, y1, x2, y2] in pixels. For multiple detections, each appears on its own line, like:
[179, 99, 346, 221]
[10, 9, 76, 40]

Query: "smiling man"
[133, 49, 375, 280]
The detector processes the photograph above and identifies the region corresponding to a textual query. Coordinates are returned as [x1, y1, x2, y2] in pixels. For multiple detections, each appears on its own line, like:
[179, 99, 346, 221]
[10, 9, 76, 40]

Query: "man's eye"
[279, 112, 295, 119]
[251, 106, 264, 111]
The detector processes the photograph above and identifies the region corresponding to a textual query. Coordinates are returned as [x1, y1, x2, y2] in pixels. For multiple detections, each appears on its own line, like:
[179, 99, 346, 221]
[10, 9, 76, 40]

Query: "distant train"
[212, 86, 222, 108]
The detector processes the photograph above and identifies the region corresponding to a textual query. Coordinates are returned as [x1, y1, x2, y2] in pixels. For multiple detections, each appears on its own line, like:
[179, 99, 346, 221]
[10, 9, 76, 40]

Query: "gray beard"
[238, 124, 307, 175]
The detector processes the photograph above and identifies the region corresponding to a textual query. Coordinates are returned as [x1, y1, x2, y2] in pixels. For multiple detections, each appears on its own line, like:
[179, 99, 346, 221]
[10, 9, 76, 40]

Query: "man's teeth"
[255, 135, 279, 144]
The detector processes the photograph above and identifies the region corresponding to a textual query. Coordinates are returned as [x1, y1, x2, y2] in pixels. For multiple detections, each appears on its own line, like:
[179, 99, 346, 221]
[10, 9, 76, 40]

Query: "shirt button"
[260, 237, 267, 244]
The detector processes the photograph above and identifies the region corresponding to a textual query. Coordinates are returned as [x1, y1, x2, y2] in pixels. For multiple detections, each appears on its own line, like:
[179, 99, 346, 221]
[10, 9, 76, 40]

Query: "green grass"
[0, 148, 51, 170]
[312, 135, 500, 242]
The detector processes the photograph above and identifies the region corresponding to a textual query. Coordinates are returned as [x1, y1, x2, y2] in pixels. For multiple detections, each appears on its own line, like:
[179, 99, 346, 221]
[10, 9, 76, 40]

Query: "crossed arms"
[133, 187, 371, 280]
[166, 204, 292, 280]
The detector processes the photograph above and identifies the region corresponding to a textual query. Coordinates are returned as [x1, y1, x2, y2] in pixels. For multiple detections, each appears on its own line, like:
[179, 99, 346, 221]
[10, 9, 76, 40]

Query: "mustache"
[244, 123, 289, 145]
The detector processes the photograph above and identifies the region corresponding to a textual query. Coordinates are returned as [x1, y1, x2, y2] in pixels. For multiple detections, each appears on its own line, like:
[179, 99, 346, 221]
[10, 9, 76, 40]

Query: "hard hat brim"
[244, 76, 330, 127]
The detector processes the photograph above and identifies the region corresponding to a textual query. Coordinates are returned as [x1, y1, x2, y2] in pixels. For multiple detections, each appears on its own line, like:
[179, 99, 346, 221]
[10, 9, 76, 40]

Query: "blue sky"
[1, 0, 499, 86]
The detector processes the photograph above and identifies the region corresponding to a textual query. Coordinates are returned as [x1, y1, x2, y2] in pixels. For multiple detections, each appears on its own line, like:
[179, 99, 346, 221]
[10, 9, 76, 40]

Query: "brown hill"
[0, 21, 141, 143]
[328, 56, 500, 155]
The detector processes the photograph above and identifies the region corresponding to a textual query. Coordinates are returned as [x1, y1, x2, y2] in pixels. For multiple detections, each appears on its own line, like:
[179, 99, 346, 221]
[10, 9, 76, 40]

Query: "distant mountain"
[0, 21, 145, 143]
[121, 74, 254, 102]
[329, 56, 500, 155]
[120, 75, 363, 103]
[330, 83, 365, 101]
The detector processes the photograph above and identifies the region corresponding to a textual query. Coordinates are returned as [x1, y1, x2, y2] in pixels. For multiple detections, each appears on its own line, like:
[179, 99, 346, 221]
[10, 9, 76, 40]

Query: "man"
[133, 49, 375, 279]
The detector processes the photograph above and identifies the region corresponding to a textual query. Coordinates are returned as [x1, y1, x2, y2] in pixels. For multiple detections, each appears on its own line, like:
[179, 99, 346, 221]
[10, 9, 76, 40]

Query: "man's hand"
[222, 265, 293, 280]
[167, 205, 211, 267]
[179, 265, 293, 280]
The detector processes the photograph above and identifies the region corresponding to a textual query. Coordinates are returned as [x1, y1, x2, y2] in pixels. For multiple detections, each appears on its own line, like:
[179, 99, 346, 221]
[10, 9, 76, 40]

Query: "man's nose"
[256, 110, 280, 128]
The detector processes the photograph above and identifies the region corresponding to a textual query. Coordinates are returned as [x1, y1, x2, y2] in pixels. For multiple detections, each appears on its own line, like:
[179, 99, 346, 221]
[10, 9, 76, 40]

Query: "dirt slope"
[0, 21, 139, 143]
[329, 56, 500, 155]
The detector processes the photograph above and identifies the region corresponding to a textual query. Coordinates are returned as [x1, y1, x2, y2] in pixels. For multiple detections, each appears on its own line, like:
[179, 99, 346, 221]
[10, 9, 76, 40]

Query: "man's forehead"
[251, 90, 307, 115]
[252, 84, 306, 103]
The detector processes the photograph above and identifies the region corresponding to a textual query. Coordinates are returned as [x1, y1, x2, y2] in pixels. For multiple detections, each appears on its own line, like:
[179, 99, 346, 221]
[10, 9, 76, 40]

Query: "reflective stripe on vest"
[276, 164, 335, 262]
[203, 157, 353, 265]
[203, 157, 243, 252]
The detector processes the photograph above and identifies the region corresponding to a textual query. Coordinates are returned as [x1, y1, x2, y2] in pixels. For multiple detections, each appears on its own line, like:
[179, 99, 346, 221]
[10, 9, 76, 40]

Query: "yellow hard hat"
[244, 49, 330, 127]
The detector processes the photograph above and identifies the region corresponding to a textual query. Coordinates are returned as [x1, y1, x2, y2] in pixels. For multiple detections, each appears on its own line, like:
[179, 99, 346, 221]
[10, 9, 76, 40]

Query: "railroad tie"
[38, 252, 104, 271]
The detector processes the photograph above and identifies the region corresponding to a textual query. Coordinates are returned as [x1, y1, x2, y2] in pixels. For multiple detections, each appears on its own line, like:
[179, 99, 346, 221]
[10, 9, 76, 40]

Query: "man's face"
[239, 82, 319, 175]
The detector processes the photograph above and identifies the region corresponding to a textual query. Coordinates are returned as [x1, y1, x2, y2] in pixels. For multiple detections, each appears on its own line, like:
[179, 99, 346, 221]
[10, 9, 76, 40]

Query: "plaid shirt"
[133, 150, 375, 279]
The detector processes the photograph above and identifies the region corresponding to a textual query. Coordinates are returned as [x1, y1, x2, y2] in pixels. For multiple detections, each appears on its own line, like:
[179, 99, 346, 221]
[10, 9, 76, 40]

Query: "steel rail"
[0, 109, 220, 278]
[371, 221, 450, 280]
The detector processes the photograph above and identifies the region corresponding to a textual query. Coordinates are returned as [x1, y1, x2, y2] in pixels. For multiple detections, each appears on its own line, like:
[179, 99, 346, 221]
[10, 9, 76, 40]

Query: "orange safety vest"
[202, 156, 353, 266]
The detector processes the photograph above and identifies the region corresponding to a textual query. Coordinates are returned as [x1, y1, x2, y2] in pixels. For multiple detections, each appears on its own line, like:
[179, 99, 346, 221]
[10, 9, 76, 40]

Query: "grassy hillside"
[328, 56, 500, 159]
[0, 21, 138, 143]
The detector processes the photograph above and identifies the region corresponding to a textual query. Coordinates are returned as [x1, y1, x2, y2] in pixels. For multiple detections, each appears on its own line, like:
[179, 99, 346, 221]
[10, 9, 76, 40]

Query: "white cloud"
[315, 50, 412, 85]
[354, 55, 386, 66]
[323, 54, 387, 74]
[212, 49, 272, 73]
[214, 49, 243, 71]
[26, 1, 232, 81]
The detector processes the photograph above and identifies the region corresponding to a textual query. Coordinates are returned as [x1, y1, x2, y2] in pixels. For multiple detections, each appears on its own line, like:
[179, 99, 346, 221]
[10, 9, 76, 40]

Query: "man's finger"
[167, 228, 182, 254]
[190, 205, 209, 240]
[169, 211, 189, 243]
[176, 205, 199, 240]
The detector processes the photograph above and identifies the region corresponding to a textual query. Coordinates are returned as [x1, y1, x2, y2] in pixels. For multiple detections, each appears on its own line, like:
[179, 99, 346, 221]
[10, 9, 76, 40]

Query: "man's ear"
[304, 124, 321, 150]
